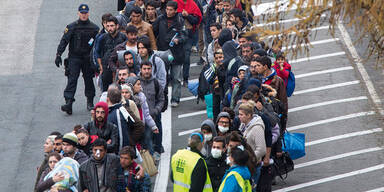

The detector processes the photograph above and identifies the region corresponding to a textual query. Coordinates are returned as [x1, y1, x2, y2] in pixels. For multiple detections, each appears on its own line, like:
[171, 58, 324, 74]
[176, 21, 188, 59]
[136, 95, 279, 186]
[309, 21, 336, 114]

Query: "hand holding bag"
[140, 149, 158, 177]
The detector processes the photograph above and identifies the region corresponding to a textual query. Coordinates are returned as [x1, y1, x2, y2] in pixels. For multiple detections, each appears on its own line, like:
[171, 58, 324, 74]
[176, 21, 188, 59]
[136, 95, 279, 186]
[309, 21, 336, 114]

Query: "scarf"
[262, 68, 277, 84]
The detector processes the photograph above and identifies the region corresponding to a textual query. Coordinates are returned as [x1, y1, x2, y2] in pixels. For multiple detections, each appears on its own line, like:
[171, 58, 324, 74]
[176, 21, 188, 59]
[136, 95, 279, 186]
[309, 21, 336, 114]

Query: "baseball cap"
[78, 4, 89, 13]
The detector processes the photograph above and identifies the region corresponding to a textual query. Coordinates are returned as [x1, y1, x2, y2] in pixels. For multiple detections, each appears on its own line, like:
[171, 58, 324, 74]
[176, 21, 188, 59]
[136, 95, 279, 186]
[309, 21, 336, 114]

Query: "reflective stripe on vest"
[171, 149, 213, 192]
[218, 170, 252, 192]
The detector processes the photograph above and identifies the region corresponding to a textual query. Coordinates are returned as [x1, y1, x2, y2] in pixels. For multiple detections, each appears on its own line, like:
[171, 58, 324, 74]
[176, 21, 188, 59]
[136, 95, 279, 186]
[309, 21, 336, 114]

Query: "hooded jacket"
[200, 119, 217, 156]
[137, 54, 167, 88]
[139, 74, 164, 118]
[218, 28, 233, 47]
[216, 112, 233, 135]
[219, 165, 251, 192]
[84, 102, 119, 153]
[109, 42, 140, 74]
[222, 41, 243, 93]
[205, 152, 228, 191]
[240, 115, 266, 162]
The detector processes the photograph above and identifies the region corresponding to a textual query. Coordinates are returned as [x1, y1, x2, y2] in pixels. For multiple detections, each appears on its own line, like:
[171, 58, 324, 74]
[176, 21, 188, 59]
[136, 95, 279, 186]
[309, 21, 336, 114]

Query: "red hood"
[94, 101, 109, 126]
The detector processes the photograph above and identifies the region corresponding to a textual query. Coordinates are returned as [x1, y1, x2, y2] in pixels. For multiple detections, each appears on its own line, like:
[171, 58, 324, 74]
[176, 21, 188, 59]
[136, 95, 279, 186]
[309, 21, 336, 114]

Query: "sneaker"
[171, 101, 179, 108]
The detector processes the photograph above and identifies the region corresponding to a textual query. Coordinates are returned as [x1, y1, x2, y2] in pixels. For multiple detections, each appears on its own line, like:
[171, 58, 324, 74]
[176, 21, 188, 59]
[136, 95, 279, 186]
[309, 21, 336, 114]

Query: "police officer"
[55, 4, 99, 115]
[171, 132, 213, 192]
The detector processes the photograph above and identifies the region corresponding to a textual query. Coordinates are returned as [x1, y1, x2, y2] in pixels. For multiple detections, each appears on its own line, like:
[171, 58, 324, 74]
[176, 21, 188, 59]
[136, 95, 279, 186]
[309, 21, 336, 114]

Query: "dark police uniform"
[56, 4, 99, 114]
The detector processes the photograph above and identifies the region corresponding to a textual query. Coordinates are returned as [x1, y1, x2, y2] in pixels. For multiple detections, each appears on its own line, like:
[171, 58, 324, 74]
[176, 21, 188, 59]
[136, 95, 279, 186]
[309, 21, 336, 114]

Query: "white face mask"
[218, 125, 229, 133]
[204, 134, 213, 142]
[226, 156, 232, 165]
[211, 148, 222, 158]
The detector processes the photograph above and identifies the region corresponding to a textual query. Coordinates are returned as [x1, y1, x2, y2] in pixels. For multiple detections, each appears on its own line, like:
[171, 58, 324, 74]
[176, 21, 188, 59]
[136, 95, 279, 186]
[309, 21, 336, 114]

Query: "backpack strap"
[151, 54, 158, 75]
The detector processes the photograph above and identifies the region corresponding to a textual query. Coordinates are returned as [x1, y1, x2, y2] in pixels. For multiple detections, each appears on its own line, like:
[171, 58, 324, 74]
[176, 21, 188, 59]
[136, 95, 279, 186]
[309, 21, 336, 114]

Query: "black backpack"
[197, 64, 211, 102]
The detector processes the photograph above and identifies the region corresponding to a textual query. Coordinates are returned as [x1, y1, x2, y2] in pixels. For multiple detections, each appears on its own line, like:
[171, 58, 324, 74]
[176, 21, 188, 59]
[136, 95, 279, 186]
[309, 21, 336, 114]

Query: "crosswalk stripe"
[178, 128, 200, 136]
[305, 128, 383, 146]
[295, 147, 383, 169]
[293, 80, 360, 95]
[288, 96, 367, 113]
[287, 111, 375, 131]
[273, 164, 384, 192]
[365, 187, 384, 192]
[282, 38, 340, 51]
[178, 110, 206, 118]
[295, 66, 353, 79]
[290, 51, 346, 64]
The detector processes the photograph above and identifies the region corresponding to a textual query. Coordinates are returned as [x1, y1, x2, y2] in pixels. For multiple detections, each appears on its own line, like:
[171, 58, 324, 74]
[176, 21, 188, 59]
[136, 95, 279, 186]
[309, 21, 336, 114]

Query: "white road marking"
[282, 38, 340, 51]
[263, 25, 331, 39]
[255, 14, 326, 27]
[293, 80, 360, 95]
[338, 22, 384, 116]
[290, 51, 345, 64]
[180, 96, 197, 102]
[288, 96, 367, 113]
[252, 0, 295, 16]
[295, 66, 353, 79]
[305, 128, 383, 146]
[178, 128, 201, 136]
[295, 147, 383, 169]
[178, 110, 206, 118]
[154, 87, 172, 192]
[365, 187, 384, 192]
[273, 164, 384, 192]
[287, 111, 375, 131]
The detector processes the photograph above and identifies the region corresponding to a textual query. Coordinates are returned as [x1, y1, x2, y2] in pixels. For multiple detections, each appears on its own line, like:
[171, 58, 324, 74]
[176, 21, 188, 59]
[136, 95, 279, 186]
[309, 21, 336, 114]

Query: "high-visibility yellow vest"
[218, 170, 252, 192]
[171, 149, 213, 192]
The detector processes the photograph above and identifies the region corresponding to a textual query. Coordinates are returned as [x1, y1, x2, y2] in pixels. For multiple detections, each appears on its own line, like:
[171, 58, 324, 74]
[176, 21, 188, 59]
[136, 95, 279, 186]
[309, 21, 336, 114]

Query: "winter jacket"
[137, 54, 167, 89]
[36, 167, 72, 192]
[127, 20, 157, 50]
[222, 41, 243, 93]
[78, 154, 120, 192]
[152, 13, 186, 64]
[116, 162, 151, 192]
[272, 61, 291, 87]
[240, 115, 266, 162]
[136, 92, 157, 130]
[262, 69, 288, 115]
[139, 75, 164, 118]
[63, 150, 89, 165]
[201, 119, 217, 157]
[205, 154, 228, 192]
[95, 32, 128, 67]
[34, 155, 48, 192]
[219, 165, 251, 192]
[109, 43, 140, 73]
[84, 121, 119, 153]
[78, 138, 92, 156]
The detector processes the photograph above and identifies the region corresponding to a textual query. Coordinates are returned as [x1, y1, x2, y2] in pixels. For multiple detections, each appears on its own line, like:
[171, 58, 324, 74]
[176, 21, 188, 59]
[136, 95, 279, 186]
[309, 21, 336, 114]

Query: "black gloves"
[55, 55, 62, 68]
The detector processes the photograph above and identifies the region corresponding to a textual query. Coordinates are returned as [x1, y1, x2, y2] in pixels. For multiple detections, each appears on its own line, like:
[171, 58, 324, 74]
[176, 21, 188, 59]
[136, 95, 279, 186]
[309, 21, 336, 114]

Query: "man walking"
[55, 4, 99, 114]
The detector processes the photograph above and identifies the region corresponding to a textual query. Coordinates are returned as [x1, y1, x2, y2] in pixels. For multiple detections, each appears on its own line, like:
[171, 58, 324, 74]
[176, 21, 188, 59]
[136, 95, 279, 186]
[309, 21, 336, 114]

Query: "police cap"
[78, 4, 89, 13]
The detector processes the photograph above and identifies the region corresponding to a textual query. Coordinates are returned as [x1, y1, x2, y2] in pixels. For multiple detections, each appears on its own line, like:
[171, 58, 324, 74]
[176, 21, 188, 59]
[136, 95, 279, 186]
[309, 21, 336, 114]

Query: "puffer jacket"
[78, 154, 120, 192]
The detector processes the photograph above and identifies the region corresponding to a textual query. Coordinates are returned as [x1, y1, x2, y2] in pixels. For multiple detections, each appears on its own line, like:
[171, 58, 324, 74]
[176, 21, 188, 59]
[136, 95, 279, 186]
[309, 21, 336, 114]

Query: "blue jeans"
[153, 114, 163, 153]
[170, 64, 182, 103]
[143, 125, 153, 155]
[252, 164, 262, 191]
[183, 35, 194, 81]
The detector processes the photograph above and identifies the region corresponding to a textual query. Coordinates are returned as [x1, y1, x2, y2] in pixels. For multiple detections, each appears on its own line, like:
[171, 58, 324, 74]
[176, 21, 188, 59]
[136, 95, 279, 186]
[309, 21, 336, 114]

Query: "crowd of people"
[35, 0, 295, 191]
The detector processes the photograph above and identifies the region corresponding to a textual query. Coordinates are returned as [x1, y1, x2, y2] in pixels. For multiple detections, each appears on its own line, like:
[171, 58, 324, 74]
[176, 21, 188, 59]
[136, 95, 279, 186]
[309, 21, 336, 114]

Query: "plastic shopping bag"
[204, 94, 213, 119]
[282, 131, 305, 160]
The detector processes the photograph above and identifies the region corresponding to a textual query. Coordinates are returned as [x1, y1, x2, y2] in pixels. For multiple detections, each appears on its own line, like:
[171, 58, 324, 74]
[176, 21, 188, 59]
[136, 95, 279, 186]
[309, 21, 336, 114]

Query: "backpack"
[197, 64, 212, 102]
[151, 55, 168, 112]
[286, 70, 295, 97]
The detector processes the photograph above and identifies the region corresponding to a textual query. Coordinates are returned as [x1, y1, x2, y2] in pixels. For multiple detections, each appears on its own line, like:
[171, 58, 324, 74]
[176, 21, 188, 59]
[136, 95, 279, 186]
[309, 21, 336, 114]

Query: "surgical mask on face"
[218, 125, 229, 133]
[226, 156, 232, 165]
[211, 148, 222, 159]
[204, 134, 213, 142]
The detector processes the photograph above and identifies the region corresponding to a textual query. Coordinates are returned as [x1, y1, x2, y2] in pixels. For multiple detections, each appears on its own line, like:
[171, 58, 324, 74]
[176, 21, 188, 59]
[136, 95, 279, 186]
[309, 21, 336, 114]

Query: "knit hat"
[125, 76, 140, 87]
[253, 49, 267, 57]
[216, 112, 231, 124]
[237, 65, 249, 75]
[62, 132, 78, 147]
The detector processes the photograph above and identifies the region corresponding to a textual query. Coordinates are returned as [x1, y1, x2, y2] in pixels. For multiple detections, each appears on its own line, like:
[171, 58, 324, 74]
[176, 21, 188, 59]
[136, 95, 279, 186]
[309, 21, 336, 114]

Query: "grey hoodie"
[201, 119, 217, 157]
[240, 115, 266, 162]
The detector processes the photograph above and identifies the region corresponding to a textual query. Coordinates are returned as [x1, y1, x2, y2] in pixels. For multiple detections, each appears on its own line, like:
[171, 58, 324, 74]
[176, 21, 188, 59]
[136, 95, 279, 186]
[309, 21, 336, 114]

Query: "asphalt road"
[0, 0, 383, 191]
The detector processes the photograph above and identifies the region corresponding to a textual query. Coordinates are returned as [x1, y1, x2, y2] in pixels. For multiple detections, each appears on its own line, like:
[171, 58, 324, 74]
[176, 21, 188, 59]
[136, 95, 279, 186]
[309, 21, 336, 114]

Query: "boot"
[61, 99, 74, 115]
[86, 97, 94, 111]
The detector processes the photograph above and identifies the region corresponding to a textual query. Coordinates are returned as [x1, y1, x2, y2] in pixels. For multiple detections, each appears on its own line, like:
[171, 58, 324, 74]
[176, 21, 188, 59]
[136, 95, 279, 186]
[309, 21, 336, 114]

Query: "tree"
[249, 0, 383, 64]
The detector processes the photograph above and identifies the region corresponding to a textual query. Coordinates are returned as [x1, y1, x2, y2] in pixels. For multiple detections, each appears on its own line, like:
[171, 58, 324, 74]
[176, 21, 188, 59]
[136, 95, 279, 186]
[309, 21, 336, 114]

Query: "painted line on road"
[180, 96, 197, 102]
[178, 128, 201, 136]
[293, 80, 360, 95]
[295, 147, 383, 169]
[287, 111, 375, 131]
[256, 14, 326, 27]
[338, 22, 384, 116]
[282, 38, 340, 51]
[154, 87, 172, 192]
[290, 51, 345, 64]
[273, 164, 384, 192]
[288, 96, 367, 113]
[263, 25, 331, 39]
[305, 128, 383, 146]
[178, 110, 206, 118]
[295, 66, 353, 79]
[365, 187, 384, 192]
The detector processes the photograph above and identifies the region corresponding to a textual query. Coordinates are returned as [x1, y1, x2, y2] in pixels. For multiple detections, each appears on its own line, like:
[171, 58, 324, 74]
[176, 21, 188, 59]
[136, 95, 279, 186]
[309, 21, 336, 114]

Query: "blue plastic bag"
[286, 70, 295, 97]
[188, 81, 199, 96]
[204, 94, 213, 119]
[282, 132, 305, 160]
